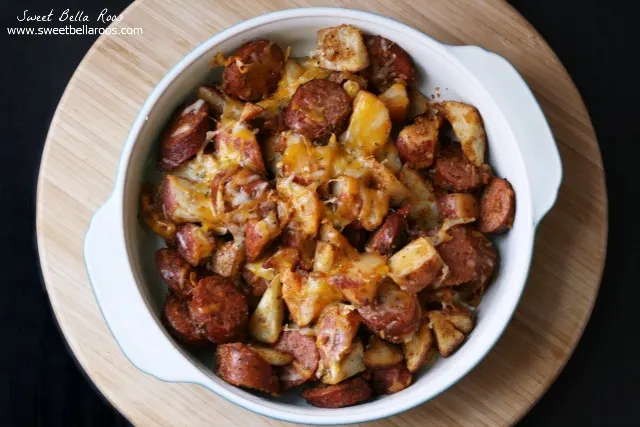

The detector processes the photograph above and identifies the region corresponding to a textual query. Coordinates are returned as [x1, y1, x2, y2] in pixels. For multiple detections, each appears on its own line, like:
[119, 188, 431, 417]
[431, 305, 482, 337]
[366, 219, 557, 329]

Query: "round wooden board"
[36, 0, 607, 425]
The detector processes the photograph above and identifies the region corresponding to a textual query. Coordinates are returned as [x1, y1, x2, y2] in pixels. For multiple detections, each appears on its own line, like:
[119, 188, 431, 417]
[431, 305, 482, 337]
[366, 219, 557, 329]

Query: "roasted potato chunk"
[249, 277, 284, 344]
[329, 252, 388, 305]
[276, 178, 323, 238]
[440, 101, 487, 167]
[212, 240, 245, 278]
[140, 183, 176, 241]
[316, 302, 361, 383]
[160, 175, 217, 224]
[379, 82, 410, 124]
[315, 24, 370, 72]
[247, 344, 294, 366]
[388, 237, 448, 294]
[396, 110, 443, 169]
[320, 340, 366, 385]
[243, 211, 280, 261]
[438, 193, 479, 224]
[428, 307, 475, 357]
[402, 320, 437, 372]
[398, 165, 439, 226]
[313, 241, 336, 273]
[214, 120, 266, 175]
[341, 90, 392, 155]
[175, 223, 217, 266]
[281, 271, 342, 327]
[374, 142, 403, 174]
[360, 157, 410, 206]
[364, 335, 404, 369]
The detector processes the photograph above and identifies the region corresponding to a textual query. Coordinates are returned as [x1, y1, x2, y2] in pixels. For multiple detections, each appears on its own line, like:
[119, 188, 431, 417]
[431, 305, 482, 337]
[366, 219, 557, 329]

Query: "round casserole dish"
[84, 7, 562, 425]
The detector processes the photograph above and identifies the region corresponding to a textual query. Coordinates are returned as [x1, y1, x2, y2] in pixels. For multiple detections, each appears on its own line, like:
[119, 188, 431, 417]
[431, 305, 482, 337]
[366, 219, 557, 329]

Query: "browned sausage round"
[188, 276, 249, 343]
[222, 40, 285, 102]
[277, 364, 307, 390]
[478, 177, 516, 234]
[437, 226, 497, 291]
[274, 331, 319, 380]
[342, 223, 369, 252]
[358, 281, 421, 343]
[433, 144, 492, 192]
[437, 193, 479, 223]
[364, 210, 408, 256]
[216, 343, 280, 395]
[302, 376, 372, 408]
[155, 248, 198, 300]
[158, 99, 210, 171]
[284, 79, 352, 140]
[161, 292, 209, 348]
[365, 35, 415, 91]
[370, 363, 412, 395]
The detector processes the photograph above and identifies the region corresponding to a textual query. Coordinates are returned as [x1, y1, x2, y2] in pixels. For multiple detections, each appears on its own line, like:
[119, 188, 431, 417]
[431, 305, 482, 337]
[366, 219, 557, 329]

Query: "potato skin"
[370, 363, 412, 395]
[302, 376, 372, 408]
[188, 276, 248, 343]
[222, 40, 285, 102]
[396, 111, 443, 169]
[155, 248, 198, 300]
[478, 177, 516, 234]
[175, 224, 217, 266]
[216, 343, 280, 395]
[438, 193, 479, 223]
[161, 292, 209, 348]
[158, 100, 210, 171]
[358, 281, 421, 343]
[274, 330, 319, 382]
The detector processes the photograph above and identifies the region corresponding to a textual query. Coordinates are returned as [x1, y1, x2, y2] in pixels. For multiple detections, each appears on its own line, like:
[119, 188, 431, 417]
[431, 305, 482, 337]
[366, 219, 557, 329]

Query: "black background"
[1, 0, 638, 425]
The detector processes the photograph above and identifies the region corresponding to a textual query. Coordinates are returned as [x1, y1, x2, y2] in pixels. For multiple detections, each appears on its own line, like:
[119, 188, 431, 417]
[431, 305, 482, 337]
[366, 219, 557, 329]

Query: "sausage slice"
[365, 35, 415, 91]
[284, 79, 352, 140]
[302, 376, 372, 408]
[222, 40, 285, 101]
[358, 281, 421, 343]
[162, 292, 209, 348]
[364, 210, 408, 256]
[478, 177, 516, 233]
[158, 99, 210, 171]
[216, 343, 280, 395]
[274, 330, 319, 388]
[155, 248, 198, 300]
[188, 276, 249, 343]
[436, 226, 497, 291]
[433, 144, 492, 192]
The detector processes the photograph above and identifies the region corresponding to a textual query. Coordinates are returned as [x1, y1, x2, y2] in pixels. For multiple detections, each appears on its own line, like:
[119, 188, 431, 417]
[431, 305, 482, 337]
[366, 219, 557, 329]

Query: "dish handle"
[450, 46, 563, 226]
[84, 197, 206, 383]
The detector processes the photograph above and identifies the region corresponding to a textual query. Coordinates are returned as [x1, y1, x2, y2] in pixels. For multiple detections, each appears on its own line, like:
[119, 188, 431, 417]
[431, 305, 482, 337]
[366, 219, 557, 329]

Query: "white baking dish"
[84, 7, 562, 425]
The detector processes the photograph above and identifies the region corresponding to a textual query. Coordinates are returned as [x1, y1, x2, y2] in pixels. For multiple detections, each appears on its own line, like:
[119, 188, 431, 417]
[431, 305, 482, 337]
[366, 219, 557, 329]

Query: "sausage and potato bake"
[141, 24, 516, 408]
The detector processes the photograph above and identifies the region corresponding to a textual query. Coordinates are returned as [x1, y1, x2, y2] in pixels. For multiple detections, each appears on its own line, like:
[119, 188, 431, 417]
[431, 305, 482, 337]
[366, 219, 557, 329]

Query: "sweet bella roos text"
[17, 9, 122, 23]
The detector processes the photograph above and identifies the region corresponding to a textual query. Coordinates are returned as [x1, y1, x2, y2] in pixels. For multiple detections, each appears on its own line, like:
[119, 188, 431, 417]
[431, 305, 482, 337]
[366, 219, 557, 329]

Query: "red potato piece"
[241, 269, 269, 298]
[158, 99, 210, 171]
[212, 240, 246, 278]
[438, 193, 479, 223]
[478, 177, 516, 234]
[161, 292, 209, 348]
[140, 183, 176, 242]
[175, 224, 217, 266]
[244, 212, 280, 261]
[284, 79, 352, 140]
[316, 303, 361, 371]
[222, 40, 285, 102]
[358, 281, 421, 343]
[274, 331, 319, 381]
[280, 227, 316, 271]
[396, 111, 443, 169]
[216, 343, 280, 395]
[365, 35, 415, 91]
[196, 85, 226, 116]
[433, 144, 492, 192]
[155, 248, 198, 300]
[188, 276, 248, 343]
[364, 210, 408, 256]
[278, 364, 307, 390]
[214, 123, 266, 175]
[370, 364, 412, 395]
[302, 377, 372, 408]
[388, 237, 447, 294]
[437, 226, 498, 290]
[160, 175, 216, 224]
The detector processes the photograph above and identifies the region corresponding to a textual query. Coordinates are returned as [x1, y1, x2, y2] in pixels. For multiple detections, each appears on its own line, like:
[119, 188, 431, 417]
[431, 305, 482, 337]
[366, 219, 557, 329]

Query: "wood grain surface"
[35, 0, 607, 425]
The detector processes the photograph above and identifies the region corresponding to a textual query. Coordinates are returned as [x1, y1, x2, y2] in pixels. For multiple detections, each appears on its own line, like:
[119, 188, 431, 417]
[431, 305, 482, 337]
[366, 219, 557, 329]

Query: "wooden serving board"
[36, 0, 607, 425]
